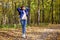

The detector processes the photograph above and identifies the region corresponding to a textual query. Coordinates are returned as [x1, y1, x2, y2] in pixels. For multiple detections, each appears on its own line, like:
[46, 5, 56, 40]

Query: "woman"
[17, 6, 29, 38]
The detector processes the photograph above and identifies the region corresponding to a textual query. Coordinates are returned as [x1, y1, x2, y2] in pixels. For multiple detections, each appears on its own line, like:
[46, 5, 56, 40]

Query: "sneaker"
[22, 34, 26, 38]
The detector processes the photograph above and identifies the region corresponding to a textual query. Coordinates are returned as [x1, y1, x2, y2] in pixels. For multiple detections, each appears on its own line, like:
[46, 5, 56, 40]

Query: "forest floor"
[0, 24, 60, 40]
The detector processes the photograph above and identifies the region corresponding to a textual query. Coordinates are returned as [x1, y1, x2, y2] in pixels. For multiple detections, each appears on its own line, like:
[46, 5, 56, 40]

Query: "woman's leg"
[22, 20, 27, 34]
[21, 20, 27, 38]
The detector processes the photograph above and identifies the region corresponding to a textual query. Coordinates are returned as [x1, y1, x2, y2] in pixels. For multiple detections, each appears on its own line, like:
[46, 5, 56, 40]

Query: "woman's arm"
[25, 7, 30, 16]
[26, 7, 30, 12]
[17, 8, 21, 15]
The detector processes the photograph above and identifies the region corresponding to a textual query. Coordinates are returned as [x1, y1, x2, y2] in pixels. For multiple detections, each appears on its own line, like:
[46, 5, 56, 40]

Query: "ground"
[0, 24, 60, 40]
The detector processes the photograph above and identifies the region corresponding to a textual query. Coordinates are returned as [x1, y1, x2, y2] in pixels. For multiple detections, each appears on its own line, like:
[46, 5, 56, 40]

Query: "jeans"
[20, 20, 27, 34]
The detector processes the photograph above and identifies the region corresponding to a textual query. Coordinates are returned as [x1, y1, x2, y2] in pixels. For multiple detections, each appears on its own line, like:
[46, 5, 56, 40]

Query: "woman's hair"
[21, 5, 25, 9]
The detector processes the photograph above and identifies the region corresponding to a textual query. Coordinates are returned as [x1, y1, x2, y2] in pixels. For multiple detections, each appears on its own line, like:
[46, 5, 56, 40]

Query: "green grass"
[0, 24, 21, 29]
[0, 24, 29, 29]
[0, 23, 49, 29]
[30, 23, 49, 27]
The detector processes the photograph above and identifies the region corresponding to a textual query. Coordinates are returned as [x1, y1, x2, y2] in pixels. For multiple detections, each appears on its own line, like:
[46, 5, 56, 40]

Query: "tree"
[42, 0, 44, 23]
[37, 0, 40, 24]
[51, 0, 54, 24]
[27, 0, 31, 25]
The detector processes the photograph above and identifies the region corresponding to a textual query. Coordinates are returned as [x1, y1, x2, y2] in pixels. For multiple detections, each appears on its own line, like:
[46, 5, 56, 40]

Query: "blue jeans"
[20, 20, 27, 34]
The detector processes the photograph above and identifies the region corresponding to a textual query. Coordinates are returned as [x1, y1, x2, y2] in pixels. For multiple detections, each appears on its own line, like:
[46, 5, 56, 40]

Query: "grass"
[0, 23, 50, 29]
[30, 23, 49, 27]
[0, 24, 21, 29]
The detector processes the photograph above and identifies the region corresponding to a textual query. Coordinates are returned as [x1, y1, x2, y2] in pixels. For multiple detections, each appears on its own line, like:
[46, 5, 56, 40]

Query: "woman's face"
[22, 7, 26, 10]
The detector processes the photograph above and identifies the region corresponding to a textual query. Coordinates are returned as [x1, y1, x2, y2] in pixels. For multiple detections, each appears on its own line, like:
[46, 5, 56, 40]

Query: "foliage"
[0, 0, 60, 26]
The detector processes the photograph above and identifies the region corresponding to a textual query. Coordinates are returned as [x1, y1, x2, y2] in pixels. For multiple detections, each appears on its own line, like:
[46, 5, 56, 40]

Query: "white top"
[22, 10, 27, 20]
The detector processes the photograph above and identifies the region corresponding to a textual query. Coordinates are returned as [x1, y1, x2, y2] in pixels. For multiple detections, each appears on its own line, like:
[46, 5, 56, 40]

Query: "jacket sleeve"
[26, 7, 30, 16]
[17, 8, 21, 15]
[26, 7, 30, 12]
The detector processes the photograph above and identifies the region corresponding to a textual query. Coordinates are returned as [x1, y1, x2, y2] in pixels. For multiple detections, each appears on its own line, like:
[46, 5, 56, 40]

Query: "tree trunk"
[58, 0, 60, 24]
[2, 3, 7, 25]
[27, 0, 31, 25]
[42, 0, 44, 23]
[51, 0, 54, 24]
[37, 0, 40, 24]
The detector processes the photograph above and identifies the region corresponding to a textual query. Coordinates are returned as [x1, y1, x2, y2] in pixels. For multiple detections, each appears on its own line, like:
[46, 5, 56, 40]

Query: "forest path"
[0, 25, 60, 40]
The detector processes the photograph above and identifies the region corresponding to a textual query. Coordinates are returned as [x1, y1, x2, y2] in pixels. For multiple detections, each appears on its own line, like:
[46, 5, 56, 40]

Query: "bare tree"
[51, 0, 54, 24]
[37, 0, 40, 24]
[27, 0, 31, 25]
[42, 0, 44, 23]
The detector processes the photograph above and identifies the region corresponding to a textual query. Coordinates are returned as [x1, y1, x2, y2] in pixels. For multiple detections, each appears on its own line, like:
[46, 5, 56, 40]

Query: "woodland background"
[0, 0, 60, 27]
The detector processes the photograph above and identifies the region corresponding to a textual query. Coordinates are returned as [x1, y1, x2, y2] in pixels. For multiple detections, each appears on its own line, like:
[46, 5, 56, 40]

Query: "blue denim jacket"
[17, 7, 29, 19]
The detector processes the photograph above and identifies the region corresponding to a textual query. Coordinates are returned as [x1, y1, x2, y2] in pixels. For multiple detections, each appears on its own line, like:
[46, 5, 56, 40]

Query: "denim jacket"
[17, 7, 29, 19]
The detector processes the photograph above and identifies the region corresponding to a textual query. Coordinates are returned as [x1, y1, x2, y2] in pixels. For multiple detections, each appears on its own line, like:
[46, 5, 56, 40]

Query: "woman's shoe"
[22, 34, 26, 38]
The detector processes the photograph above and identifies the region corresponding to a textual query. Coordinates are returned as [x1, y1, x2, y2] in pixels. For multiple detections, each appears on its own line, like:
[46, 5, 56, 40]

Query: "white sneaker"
[22, 34, 26, 38]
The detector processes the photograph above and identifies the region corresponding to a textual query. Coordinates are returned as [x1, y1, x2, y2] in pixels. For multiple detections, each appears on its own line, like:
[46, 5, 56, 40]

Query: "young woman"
[17, 6, 29, 38]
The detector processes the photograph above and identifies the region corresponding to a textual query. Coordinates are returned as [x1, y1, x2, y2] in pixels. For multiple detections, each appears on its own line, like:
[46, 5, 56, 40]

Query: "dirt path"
[0, 25, 60, 40]
[0, 26, 60, 40]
